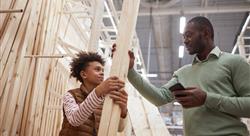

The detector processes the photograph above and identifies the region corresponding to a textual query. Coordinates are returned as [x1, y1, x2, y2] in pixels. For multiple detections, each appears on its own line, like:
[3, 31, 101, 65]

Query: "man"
[127, 16, 250, 136]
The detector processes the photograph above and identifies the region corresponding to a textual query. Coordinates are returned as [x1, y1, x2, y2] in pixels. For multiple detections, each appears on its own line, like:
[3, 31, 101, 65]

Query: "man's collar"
[192, 46, 222, 64]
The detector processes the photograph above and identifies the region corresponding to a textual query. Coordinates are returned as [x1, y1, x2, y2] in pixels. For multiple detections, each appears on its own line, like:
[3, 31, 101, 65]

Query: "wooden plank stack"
[0, 0, 172, 135]
[0, 0, 80, 135]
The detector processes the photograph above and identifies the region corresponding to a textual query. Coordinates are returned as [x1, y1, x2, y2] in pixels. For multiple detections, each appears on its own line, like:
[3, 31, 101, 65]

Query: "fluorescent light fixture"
[178, 45, 184, 58]
[146, 74, 158, 77]
[179, 16, 186, 34]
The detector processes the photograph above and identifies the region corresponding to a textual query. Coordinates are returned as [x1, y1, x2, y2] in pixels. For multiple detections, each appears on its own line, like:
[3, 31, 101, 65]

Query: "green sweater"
[128, 47, 250, 136]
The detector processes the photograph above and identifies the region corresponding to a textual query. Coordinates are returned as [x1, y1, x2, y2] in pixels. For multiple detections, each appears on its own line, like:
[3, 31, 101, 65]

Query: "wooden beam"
[0, 0, 31, 130]
[87, 0, 104, 52]
[127, 87, 153, 135]
[98, 0, 140, 135]
[0, 0, 44, 134]
[101, 26, 117, 32]
[0, 9, 23, 13]
[31, 0, 63, 135]
[0, 0, 28, 76]
[0, 0, 13, 36]
[24, 55, 68, 58]
[77, 15, 93, 19]
[20, 0, 51, 134]
[64, 3, 89, 44]
[57, 37, 81, 52]
[57, 37, 77, 57]
[10, 57, 36, 136]
[40, 61, 57, 136]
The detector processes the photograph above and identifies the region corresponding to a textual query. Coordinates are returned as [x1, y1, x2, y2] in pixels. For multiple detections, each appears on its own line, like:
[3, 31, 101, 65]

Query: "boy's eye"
[95, 67, 103, 71]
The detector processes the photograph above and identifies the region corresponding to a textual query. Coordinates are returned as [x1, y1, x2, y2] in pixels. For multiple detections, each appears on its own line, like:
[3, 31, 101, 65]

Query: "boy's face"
[81, 61, 104, 86]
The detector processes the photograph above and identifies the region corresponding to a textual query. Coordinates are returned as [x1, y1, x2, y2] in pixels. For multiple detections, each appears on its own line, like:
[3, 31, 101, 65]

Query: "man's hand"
[111, 43, 116, 58]
[95, 76, 125, 97]
[128, 51, 135, 69]
[172, 87, 207, 108]
[109, 89, 128, 118]
[111, 43, 135, 70]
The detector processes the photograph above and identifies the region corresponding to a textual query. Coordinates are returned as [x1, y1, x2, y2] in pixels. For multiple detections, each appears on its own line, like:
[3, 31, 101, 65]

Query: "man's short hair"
[188, 16, 214, 40]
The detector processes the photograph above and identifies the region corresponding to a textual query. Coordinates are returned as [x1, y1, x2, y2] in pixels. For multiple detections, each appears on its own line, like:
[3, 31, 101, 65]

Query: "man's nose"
[184, 39, 188, 45]
[184, 37, 190, 45]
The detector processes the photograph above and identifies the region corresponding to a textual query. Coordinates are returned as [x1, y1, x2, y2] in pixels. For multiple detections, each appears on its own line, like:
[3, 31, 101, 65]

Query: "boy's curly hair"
[70, 51, 105, 83]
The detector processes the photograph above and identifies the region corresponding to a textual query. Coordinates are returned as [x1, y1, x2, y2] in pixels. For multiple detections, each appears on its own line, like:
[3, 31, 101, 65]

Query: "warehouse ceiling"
[113, 0, 250, 86]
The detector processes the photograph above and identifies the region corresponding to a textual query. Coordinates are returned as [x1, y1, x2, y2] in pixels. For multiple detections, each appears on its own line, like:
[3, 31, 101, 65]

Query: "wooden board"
[98, 0, 140, 135]
[87, 0, 104, 52]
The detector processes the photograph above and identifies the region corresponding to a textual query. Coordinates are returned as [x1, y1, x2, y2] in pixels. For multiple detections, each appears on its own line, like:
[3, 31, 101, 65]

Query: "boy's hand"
[109, 89, 128, 118]
[95, 76, 125, 97]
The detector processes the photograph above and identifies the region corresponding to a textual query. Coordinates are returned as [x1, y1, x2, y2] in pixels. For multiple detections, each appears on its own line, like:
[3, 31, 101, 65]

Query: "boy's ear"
[80, 70, 87, 79]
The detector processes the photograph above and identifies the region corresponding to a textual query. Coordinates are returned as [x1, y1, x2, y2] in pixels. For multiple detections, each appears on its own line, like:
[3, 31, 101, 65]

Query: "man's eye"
[184, 34, 191, 39]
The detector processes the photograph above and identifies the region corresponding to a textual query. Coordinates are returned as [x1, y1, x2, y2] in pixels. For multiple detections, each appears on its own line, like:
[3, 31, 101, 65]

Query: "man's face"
[183, 22, 206, 55]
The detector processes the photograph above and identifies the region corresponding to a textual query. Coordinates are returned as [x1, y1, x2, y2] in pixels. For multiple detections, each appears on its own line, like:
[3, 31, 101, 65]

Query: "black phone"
[169, 83, 185, 92]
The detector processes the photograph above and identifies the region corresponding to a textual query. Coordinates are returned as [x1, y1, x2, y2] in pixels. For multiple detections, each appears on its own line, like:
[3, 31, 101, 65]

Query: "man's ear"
[80, 70, 87, 79]
[203, 27, 210, 39]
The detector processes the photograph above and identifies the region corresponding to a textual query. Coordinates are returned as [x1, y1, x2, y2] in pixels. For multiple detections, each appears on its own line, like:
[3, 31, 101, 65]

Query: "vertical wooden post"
[98, 0, 140, 135]
[87, 0, 104, 52]
[0, 0, 43, 134]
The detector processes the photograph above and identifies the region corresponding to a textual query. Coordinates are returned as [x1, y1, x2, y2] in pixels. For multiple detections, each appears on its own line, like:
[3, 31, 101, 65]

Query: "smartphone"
[169, 83, 185, 92]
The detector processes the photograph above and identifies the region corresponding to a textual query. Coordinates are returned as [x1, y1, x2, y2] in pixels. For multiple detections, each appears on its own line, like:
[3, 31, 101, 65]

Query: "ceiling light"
[178, 45, 184, 58]
[179, 16, 186, 34]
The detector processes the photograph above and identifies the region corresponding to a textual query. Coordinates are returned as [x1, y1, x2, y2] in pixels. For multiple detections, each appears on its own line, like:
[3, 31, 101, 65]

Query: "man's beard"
[194, 34, 206, 54]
